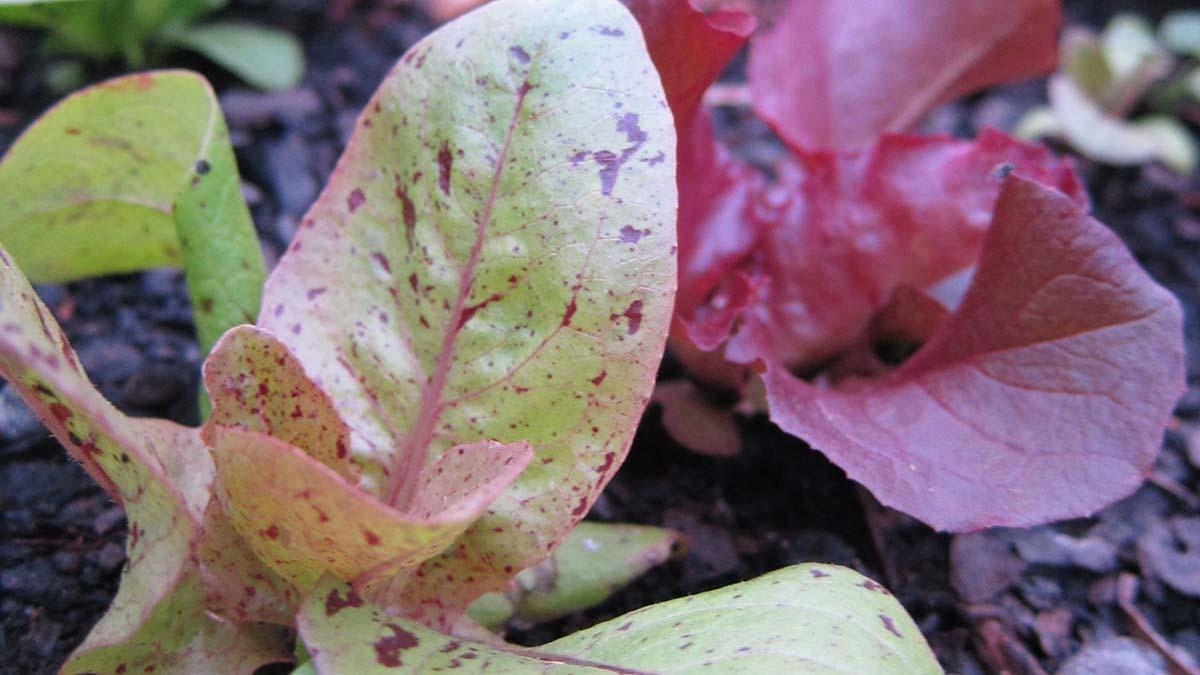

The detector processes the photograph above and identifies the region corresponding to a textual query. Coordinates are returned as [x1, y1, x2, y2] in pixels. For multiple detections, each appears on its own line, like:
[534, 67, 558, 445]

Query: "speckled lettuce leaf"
[206, 425, 532, 594]
[468, 521, 681, 630]
[205, 325, 356, 481]
[299, 565, 940, 673]
[256, 0, 676, 629]
[0, 70, 265, 354]
[0, 244, 289, 671]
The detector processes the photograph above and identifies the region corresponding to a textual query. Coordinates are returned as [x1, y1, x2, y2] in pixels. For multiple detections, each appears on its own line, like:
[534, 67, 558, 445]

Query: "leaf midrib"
[384, 79, 535, 510]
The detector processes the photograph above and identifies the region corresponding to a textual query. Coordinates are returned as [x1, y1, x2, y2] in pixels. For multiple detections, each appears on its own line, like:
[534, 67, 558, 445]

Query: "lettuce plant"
[0, 0, 303, 91]
[633, 0, 1186, 531]
[0, 0, 942, 671]
[1017, 11, 1200, 174]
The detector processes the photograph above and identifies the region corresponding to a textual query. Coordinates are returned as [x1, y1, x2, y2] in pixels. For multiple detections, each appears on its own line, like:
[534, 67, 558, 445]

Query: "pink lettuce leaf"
[764, 176, 1185, 531]
[748, 0, 1063, 152]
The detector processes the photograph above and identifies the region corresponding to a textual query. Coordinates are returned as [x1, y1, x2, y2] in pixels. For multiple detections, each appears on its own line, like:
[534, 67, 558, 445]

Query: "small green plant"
[0, 69, 268, 414]
[0, 0, 940, 672]
[0, 0, 304, 91]
[1017, 10, 1200, 173]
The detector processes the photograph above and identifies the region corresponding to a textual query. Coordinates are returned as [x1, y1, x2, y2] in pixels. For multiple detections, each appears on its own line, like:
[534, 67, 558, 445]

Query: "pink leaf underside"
[747, 0, 1062, 152]
[208, 424, 532, 594]
[680, 130, 1087, 370]
[0, 245, 291, 668]
[255, 0, 676, 629]
[765, 176, 1185, 532]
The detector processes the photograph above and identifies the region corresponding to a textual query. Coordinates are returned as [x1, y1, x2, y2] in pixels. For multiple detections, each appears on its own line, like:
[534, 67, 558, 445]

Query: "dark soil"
[1, 2, 1198, 674]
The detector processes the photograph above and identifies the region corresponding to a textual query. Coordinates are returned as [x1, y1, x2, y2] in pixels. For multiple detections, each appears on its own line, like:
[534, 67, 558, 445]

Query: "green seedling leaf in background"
[0, 70, 266, 361]
[299, 565, 941, 673]
[0, 0, 226, 66]
[0, 245, 291, 672]
[0, 0, 304, 91]
[1101, 13, 1168, 81]
[1161, 11, 1200, 60]
[1016, 14, 1199, 176]
[1047, 74, 1197, 174]
[171, 21, 304, 92]
[255, 0, 676, 631]
[468, 522, 682, 630]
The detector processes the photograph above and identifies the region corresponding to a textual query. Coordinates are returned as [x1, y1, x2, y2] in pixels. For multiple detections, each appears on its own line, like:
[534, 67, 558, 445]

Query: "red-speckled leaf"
[196, 495, 301, 626]
[681, 130, 1086, 369]
[257, 0, 675, 628]
[61, 572, 292, 675]
[748, 0, 1062, 152]
[296, 566, 940, 673]
[0, 245, 289, 670]
[765, 176, 1185, 531]
[205, 325, 355, 480]
[199, 325, 365, 624]
[208, 425, 532, 593]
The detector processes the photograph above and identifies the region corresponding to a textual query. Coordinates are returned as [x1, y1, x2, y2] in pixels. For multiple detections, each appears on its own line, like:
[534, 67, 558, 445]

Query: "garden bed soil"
[1, 2, 1199, 674]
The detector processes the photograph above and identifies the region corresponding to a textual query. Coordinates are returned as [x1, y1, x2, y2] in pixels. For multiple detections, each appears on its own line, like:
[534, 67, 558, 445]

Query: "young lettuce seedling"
[0, 0, 303, 91]
[0, 70, 268, 415]
[0, 0, 941, 672]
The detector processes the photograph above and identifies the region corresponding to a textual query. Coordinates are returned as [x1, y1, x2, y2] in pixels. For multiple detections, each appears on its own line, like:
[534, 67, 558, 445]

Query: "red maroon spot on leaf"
[49, 402, 71, 424]
[437, 142, 453, 195]
[307, 287, 327, 300]
[590, 369, 606, 386]
[364, 529, 381, 546]
[458, 293, 503, 329]
[347, 188, 366, 212]
[561, 299, 577, 327]
[596, 451, 615, 473]
[619, 225, 646, 243]
[375, 623, 419, 667]
[611, 299, 643, 334]
[509, 45, 531, 64]
[324, 587, 364, 616]
[395, 185, 417, 251]
[879, 614, 902, 638]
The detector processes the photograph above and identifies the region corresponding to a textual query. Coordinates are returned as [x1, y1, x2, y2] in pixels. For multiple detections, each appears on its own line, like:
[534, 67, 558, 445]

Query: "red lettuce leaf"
[764, 176, 1185, 531]
[680, 130, 1087, 370]
[748, 0, 1062, 152]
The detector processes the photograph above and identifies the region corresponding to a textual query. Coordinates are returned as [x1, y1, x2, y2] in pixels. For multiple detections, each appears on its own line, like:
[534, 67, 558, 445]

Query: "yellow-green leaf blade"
[544, 564, 943, 674]
[298, 566, 941, 674]
[0, 70, 265, 354]
[257, 0, 676, 628]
